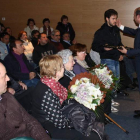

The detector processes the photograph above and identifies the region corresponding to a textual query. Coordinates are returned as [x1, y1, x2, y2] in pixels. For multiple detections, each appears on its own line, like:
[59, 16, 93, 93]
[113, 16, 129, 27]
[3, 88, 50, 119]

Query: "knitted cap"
[57, 49, 72, 64]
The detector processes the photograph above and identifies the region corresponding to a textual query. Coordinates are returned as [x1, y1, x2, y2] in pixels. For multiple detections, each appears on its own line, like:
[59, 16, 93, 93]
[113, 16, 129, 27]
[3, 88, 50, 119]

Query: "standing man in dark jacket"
[117, 7, 140, 118]
[92, 9, 125, 113]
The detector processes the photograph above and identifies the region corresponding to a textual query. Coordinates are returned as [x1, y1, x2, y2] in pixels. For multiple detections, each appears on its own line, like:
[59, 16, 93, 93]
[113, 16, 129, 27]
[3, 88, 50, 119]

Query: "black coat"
[56, 22, 75, 41]
[61, 40, 71, 49]
[123, 27, 140, 91]
[92, 23, 122, 60]
[4, 53, 35, 81]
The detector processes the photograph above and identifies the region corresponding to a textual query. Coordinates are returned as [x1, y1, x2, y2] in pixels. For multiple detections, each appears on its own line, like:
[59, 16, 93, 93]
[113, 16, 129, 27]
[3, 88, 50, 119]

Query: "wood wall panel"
[0, 0, 139, 51]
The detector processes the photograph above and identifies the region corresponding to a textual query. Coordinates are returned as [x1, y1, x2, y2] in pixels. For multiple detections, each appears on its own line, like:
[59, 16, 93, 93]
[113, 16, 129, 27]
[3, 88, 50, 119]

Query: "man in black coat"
[117, 7, 140, 118]
[4, 40, 39, 87]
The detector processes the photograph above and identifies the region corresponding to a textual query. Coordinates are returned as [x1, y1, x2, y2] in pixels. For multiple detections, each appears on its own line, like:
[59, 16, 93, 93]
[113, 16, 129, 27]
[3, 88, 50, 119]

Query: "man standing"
[117, 7, 140, 118]
[0, 62, 51, 140]
[33, 33, 56, 65]
[92, 9, 126, 113]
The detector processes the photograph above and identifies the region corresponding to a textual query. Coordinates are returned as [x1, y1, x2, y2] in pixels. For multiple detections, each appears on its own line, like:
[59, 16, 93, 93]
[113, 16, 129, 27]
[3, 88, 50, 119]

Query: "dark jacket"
[73, 61, 88, 75]
[32, 81, 67, 129]
[33, 42, 56, 65]
[4, 53, 35, 81]
[50, 41, 64, 52]
[92, 23, 122, 60]
[0, 92, 51, 140]
[56, 22, 75, 41]
[61, 40, 71, 49]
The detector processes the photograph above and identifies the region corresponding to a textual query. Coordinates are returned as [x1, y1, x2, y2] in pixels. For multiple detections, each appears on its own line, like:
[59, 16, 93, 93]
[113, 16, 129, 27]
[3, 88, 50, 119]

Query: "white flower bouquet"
[68, 72, 106, 111]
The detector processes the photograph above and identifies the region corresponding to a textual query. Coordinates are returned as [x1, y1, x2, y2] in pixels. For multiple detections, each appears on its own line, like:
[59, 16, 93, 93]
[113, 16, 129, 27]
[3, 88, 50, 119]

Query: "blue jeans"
[22, 78, 39, 87]
[101, 59, 120, 79]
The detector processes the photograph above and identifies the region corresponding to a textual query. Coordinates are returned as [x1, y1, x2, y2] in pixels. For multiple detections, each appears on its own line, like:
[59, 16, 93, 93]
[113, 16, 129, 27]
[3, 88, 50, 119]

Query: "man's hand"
[29, 72, 36, 80]
[116, 19, 121, 28]
[118, 47, 127, 54]
[7, 88, 15, 95]
[104, 47, 113, 51]
[118, 55, 123, 61]
[72, 39, 77, 45]
[18, 81, 27, 90]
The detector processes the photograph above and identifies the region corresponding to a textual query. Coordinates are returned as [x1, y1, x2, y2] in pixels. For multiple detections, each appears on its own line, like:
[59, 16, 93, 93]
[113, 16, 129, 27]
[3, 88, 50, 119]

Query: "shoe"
[111, 99, 120, 106]
[133, 113, 140, 118]
[111, 106, 118, 113]
[134, 110, 140, 114]
[127, 84, 138, 91]
[117, 91, 129, 96]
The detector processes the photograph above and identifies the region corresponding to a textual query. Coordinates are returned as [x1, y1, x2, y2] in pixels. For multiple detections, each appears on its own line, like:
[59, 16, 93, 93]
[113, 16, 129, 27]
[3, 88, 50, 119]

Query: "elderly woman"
[70, 43, 89, 75]
[31, 55, 101, 140]
[58, 49, 75, 89]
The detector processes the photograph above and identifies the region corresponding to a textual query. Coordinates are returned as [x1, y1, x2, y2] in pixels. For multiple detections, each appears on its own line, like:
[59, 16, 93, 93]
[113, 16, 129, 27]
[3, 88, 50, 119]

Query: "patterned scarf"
[43, 26, 51, 36]
[41, 76, 68, 104]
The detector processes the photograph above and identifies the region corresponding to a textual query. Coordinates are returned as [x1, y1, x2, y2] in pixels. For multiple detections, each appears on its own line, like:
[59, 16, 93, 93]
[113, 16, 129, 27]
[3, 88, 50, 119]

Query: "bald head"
[0, 63, 9, 95]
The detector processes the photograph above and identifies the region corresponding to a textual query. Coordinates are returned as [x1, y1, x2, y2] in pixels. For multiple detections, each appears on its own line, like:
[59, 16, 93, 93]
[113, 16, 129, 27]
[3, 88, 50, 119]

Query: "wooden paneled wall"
[0, 0, 139, 51]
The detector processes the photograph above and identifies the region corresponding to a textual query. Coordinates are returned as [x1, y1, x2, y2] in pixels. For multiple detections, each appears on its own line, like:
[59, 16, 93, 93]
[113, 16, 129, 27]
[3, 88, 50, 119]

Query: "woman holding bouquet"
[31, 55, 104, 140]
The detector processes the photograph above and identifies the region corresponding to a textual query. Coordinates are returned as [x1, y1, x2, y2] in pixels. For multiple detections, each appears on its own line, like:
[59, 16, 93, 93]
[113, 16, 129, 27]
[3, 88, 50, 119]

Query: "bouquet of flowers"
[89, 64, 118, 91]
[68, 72, 106, 111]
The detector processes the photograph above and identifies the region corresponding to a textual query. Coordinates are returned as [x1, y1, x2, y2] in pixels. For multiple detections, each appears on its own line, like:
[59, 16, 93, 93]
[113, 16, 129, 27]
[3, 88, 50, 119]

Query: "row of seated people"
[0, 27, 137, 92]
[0, 40, 108, 139]
[0, 15, 75, 42]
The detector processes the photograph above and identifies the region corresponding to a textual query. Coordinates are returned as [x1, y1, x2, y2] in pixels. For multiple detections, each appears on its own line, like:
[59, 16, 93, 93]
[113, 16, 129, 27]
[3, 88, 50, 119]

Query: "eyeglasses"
[55, 35, 60, 37]
[81, 51, 87, 54]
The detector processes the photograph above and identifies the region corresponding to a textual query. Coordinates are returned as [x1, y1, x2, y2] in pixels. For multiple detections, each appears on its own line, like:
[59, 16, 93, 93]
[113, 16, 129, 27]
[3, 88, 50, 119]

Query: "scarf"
[41, 76, 68, 104]
[43, 26, 51, 36]
[74, 56, 89, 69]
[64, 70, 75, 80]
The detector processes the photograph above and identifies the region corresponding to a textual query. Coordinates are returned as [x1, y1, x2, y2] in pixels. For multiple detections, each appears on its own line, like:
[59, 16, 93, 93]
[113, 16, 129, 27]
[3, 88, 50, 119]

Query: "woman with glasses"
[70, 43, 89, 75]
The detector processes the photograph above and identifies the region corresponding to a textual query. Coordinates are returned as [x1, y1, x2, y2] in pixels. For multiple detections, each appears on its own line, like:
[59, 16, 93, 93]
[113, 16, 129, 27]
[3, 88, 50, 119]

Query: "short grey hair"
[57, 49, 72, 64]
[51, 29, 60, 36]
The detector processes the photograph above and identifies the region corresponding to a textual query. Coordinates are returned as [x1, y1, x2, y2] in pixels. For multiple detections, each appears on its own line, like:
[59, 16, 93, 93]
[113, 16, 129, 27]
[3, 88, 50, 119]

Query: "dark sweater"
[33, 42, 57, 65]
[92, 23, 122, 61]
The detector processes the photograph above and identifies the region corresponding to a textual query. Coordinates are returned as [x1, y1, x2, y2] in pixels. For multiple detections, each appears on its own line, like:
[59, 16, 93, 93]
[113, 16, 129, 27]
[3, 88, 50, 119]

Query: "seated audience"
[4, 39, 39, 87]
[24, 18, 39, 39]
[0, 22, 5, 34]
[31, 55, 102, 140]
[50, 30, 64, 52]
[31, 30, 40, 48]
[58, 49, 75, 89]
[0, 62, 51, 140]
[7, 76, 33, 112]
[70, 43, 89, 74]
[33, 33, 56, 65]
[56, 15, 75, 41]
[61, 32, 74, 49]
[4, 27, 16, 42]
[0, 32, 10, 60]
[39, 18, 53, 40]
[18, 31, 34, 63]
